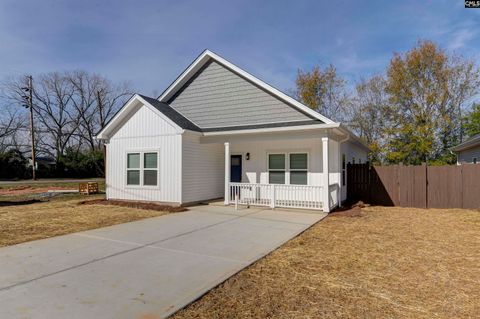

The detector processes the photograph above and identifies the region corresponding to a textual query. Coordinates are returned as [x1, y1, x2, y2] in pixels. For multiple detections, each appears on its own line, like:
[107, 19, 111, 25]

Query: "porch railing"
[228, 183, 323, 210]
[329, 183, 339, 210]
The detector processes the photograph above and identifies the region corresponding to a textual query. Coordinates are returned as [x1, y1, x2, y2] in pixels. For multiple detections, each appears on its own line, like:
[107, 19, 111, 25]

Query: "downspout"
[337, 134, 350, 207]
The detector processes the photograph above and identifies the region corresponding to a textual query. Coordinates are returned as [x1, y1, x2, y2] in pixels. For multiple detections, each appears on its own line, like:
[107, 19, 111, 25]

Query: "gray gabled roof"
[138, 94, 202, 132]
[452, 133, 480, 152]
[139, 94, 324, 133]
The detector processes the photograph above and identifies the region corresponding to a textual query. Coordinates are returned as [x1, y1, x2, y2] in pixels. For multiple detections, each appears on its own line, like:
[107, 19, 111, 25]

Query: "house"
[96, 50, 368, 212]
[452, 133, 480, 164]
[27, 156, 56, 170]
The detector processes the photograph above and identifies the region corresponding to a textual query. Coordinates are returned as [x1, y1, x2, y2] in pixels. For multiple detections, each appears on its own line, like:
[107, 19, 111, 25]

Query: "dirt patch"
[78, 199, 187, 213]
[0, 185, 75, 196]
[172, 206, 480, 319]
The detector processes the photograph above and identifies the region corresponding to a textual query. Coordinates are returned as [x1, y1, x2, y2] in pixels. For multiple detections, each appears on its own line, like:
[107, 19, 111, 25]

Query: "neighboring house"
[27, 156, 56, 170]
[96, 50, 368, 212]
[452, 134, 480, 164]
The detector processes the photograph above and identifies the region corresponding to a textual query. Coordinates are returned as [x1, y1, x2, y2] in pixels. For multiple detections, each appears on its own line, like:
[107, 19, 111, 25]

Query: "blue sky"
[0, 0, 479, 96]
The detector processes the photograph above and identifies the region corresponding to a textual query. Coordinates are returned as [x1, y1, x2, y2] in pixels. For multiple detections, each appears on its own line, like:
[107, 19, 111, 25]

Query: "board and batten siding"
[182, 133, 224, 203]
[106, 103, 182, 203]
[168, 60, 313, 128]
[457, 146, 480, 164]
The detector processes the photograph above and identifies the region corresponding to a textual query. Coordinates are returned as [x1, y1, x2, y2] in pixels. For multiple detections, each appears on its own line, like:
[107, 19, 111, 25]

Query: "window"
[143, 153, 158, 185]
[290, 153, 308, 185]
[268, 154, 285, 184]
[268, 152, 308, 185]
[473, 157, 478, 164]
[342, 154, 346, 186]
[127, 151, 158, 186]
[127, 153, 140, 185]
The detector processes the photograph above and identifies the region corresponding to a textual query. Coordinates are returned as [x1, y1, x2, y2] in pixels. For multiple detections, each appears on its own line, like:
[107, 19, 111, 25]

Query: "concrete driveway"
[0, 204, 326, 319]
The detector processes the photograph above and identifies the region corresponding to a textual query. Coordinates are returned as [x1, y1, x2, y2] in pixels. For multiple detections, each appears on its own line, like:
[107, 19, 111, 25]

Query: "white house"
[96, 50, 368, 212]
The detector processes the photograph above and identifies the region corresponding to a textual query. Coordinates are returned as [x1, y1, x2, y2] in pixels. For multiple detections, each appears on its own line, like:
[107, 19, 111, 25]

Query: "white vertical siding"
[106, 104, 182, 203]
[182, 133, 224, 203]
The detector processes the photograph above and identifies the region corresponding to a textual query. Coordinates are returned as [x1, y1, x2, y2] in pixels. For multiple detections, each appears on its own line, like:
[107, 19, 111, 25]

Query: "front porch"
[207, 130, 343, 213]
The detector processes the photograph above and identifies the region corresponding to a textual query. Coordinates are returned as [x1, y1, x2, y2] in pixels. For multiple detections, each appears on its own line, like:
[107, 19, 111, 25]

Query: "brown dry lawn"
[173, 206, 480, 319]
[0, 194, 176, 247]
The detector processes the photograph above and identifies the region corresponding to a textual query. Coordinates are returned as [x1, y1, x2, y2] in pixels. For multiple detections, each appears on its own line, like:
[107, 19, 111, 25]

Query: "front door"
[230, 155, 242, 182]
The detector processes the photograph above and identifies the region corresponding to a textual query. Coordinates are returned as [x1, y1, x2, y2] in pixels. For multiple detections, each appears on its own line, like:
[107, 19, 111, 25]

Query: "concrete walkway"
[0, 205, 326, 319]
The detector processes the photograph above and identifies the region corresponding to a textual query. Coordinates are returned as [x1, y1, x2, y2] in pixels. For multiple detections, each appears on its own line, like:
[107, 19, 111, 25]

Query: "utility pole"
[26, 76, 36, 180]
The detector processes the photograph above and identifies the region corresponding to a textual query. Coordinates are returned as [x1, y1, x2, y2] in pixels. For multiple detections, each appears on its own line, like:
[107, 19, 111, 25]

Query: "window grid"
[126, 151, 158, 187]
[268, 152, 308, 185]
[289, 153, 308, 185]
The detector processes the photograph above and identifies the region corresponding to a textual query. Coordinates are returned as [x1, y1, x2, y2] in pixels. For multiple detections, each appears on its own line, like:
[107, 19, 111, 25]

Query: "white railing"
[229, 183, 323, 210]
[329, 183, 339, 210]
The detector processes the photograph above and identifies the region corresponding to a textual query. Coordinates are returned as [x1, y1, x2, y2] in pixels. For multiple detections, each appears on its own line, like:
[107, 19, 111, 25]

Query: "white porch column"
[224, 142, 230, 205]
[322, 137, 330, 213]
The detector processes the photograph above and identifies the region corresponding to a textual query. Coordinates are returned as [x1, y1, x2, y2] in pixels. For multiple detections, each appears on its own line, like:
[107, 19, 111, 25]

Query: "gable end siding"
[168, 60, 315, 128]
[457, 146, 480, 164]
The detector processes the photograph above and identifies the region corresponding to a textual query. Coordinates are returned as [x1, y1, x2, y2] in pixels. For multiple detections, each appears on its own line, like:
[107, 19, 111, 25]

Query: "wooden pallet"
[79, 182, 99, 195]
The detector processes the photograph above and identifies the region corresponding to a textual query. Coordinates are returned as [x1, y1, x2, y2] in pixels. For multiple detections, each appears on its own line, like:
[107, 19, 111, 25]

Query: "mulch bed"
[328, 201, 368, 217]
[78, 199, 187, 213]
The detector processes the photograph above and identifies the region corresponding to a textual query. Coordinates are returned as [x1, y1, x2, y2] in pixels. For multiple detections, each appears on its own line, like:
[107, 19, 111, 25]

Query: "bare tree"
[68, 71, 132, 151]
[1, 71, 132, 160]
[0, 105, 25, 152]
[347, 75, 389, 163]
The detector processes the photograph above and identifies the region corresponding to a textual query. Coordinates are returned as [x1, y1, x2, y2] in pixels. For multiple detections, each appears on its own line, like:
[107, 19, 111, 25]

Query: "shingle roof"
[139, 94, 324, 133]
[138, 94, 202, 132]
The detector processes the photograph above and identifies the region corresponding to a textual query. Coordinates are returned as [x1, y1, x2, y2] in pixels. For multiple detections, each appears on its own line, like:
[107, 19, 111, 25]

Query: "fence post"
[460, 164, 464, 209]
[424, 162, 428, 209]
[270, 184, 276, 208]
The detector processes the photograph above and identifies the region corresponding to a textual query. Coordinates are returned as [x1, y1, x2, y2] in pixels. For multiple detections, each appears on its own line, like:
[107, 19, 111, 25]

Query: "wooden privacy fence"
[347, 163, 480, 209]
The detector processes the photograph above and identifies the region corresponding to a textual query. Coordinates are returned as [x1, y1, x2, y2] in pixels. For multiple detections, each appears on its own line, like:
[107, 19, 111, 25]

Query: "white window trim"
[267, 151, 309, 185]
[125, 149, 160, 189]
[289, 152, 309, 185]
[267, 153, 287, 184]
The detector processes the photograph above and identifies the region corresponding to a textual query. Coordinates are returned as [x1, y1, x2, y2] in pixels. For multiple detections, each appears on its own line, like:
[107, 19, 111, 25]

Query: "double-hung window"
[268, 153, 308, 185]
[268, 154, 286, 184]
[289, 153, 308, 185]
[127, 151, 158, 186]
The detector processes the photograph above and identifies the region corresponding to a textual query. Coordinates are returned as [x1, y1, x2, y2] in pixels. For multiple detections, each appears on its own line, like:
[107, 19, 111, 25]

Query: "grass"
[0, 193, 176, 247]
[172, 206, 480, 319]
